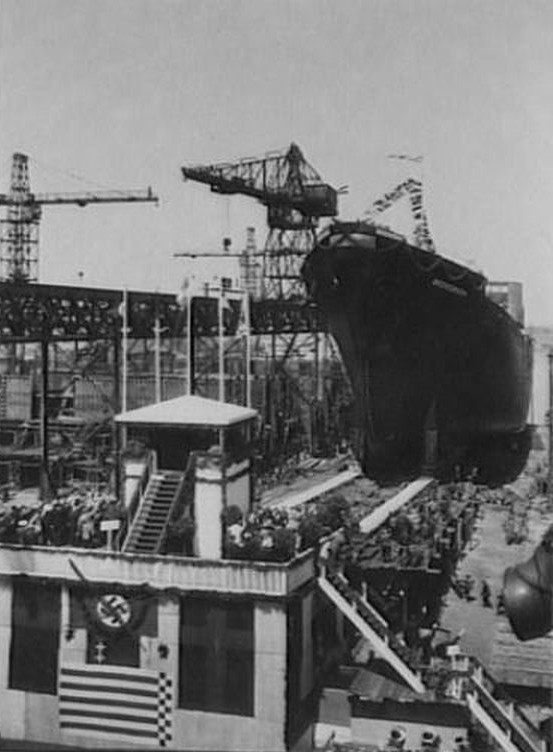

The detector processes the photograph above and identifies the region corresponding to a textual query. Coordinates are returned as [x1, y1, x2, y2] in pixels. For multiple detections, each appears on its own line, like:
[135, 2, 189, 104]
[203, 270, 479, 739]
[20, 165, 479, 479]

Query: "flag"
[59, 664, 172, 747]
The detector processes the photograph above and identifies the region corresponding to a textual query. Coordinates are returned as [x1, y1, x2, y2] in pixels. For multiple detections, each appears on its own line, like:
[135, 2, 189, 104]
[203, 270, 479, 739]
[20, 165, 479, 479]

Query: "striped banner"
[59, 664, 173, 747]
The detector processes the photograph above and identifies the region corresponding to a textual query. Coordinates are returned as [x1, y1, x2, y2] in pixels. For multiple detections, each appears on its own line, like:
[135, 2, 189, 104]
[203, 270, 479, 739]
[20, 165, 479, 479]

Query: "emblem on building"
[95, 593, 133, 630]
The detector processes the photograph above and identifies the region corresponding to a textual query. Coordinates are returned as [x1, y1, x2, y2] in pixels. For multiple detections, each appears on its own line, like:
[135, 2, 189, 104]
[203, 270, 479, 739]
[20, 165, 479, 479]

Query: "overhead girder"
[0, 283, 328, 343]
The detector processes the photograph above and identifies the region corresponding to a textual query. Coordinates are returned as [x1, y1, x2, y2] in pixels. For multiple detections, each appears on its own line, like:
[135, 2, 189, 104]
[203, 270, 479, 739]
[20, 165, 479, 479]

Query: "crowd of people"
[352, 482, 482, 570]
[0, 485, 126, 548]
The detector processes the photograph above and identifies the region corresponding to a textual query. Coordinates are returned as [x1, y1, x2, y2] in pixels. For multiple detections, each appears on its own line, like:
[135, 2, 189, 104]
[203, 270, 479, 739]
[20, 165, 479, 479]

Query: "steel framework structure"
[182, 143, 338, 299]
[0, 282, 327, 343]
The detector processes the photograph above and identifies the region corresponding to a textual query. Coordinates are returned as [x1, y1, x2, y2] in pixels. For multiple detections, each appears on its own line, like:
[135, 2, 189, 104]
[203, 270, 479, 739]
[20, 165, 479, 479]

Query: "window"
[9, 579, 61, 694]
[179, 597, 254, 716]
[287, 598, 303, 709]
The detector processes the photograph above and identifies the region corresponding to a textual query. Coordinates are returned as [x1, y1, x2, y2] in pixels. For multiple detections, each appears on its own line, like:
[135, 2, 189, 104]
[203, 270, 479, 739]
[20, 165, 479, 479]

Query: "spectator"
[481, 579, 492, 608]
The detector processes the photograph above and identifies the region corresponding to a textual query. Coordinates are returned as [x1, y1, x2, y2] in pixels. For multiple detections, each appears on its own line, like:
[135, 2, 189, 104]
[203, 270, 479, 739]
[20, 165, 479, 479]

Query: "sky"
[1, 0, 553, 324]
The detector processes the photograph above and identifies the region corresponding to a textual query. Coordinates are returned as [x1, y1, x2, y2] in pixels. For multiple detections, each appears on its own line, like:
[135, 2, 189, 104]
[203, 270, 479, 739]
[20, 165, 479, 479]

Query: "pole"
[154, 313, 161, 402]
[121, 288, 128, 414]
[113, 326, 121, 500]
[186, 290, 192, 395]
[218, 289, 225, 402]
[547, 350, 553, 503]
[189, 297, 196, 396]
[40, 338, 51, 500]
[244, 290, 252, 408]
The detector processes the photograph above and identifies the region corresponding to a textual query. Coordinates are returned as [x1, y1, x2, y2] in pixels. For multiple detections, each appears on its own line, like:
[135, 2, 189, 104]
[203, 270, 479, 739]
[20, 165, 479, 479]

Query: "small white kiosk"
[116, 395, 258, 559]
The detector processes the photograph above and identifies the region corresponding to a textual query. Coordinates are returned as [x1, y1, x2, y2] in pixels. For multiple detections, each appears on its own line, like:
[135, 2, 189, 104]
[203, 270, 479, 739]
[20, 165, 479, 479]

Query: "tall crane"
[182, 143, 338, 299]
[0, 152, 158, 282]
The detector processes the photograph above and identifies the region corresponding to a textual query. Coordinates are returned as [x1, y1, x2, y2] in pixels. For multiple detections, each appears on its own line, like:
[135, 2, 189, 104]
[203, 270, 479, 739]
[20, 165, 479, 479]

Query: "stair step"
[144, 510, 170, 517]
[143, 517, 170, 524]
[140, 525, 165, 535]
[141, 501, 172, 510]
[140, 527, 165, 534]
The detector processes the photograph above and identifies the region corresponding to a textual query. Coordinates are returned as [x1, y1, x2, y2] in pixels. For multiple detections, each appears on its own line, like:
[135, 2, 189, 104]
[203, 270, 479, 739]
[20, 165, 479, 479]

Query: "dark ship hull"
[302, 222, 533, 484]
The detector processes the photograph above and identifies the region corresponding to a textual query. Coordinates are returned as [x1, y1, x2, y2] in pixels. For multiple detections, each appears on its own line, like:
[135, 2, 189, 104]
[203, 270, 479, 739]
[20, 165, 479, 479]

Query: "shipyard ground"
[440, 488, 553, 726]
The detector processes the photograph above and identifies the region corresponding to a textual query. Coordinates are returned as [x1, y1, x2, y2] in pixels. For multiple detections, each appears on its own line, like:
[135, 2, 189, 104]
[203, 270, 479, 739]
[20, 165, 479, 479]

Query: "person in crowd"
[481, 579, 492, 608]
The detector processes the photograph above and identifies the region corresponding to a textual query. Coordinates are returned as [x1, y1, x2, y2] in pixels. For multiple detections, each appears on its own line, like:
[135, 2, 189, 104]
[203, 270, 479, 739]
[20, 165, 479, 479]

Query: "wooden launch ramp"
[317, 477, 545, 752]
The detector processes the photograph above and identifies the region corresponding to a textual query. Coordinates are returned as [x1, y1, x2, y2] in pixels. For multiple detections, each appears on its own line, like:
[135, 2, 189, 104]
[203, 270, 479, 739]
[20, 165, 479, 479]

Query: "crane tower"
[182, 143, 338, 299]
[0, 152, 158, 282]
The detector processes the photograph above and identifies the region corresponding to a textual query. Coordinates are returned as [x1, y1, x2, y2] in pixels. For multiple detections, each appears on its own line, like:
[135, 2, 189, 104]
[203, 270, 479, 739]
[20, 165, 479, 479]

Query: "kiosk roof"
[115, 395, 257, 428]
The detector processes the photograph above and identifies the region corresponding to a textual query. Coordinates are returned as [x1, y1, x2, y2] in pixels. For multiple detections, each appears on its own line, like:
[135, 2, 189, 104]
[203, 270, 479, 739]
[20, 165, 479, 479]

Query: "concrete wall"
[194, 477, 224, 558]
[0, 576, 291, 751]
[528, 327, 553, 429]
[300, 590, 314, 700]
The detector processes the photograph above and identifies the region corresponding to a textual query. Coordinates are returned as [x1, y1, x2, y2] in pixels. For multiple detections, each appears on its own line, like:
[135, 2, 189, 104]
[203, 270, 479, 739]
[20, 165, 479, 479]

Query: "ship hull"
[302, 223, 533, 484]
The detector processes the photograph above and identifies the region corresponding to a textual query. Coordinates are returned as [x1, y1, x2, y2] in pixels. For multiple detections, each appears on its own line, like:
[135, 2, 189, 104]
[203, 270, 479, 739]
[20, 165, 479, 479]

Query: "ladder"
[122, 471, 185, 555]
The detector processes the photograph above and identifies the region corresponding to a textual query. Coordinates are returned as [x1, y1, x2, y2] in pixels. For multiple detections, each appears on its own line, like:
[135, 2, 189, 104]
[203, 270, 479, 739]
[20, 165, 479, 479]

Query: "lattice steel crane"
[0, 152, 158, 282]
[182, 143, 339, 299]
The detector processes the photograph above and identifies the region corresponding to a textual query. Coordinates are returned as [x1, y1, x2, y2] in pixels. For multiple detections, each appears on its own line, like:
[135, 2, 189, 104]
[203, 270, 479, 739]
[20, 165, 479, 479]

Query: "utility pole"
[547, 349, 553, 504]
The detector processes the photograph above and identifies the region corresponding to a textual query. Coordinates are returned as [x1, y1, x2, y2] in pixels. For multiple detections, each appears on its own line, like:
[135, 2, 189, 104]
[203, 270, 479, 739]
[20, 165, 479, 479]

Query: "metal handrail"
[116, 450, 156, 550]
[156, 453, 197, 555]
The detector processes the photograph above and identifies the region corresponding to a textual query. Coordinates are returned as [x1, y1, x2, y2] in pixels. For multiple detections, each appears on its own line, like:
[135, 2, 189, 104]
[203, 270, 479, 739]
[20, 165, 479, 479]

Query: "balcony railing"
[0, 540, 315, 597]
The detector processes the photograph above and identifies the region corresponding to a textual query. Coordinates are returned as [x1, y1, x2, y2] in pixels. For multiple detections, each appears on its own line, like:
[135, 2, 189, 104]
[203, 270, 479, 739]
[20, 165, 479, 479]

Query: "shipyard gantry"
[0, 147, 550, 752]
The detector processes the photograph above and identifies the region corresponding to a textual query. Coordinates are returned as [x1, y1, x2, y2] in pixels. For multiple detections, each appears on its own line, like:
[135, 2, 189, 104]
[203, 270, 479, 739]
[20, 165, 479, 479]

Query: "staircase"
[318, 570, 425, 694]
[122, 470, 186, 555]
[464, 659, 544, 752]
[319, 570, 545, 752]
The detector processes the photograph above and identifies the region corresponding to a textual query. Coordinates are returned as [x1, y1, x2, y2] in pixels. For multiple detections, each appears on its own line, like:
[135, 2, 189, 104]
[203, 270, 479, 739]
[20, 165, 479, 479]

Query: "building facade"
[0, 544, 321, 750]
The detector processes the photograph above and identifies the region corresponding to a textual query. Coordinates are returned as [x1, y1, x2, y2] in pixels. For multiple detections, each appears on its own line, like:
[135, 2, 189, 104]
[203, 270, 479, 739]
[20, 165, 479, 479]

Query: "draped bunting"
[365, 177, 435, 252]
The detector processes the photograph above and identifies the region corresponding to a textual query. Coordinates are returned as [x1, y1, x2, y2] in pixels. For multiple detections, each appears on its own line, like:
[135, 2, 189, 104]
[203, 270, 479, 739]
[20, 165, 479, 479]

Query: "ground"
[440, 488, 553, 668]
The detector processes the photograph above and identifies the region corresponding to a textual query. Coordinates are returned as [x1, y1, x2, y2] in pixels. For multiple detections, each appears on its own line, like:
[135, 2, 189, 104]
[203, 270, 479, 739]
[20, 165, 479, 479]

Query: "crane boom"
[0, 153, 158, 282]
[182, 143, 339, 298]
[182, 143, 337, 226]
[0, 187, 157, 207]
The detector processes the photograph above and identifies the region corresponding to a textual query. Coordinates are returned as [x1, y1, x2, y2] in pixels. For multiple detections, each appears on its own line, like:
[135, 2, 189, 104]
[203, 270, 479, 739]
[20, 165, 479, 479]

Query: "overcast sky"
[1, 0, 553, 324]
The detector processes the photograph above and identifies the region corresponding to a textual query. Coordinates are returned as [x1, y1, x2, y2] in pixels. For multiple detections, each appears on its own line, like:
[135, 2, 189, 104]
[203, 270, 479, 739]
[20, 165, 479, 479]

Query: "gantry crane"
[182, 143, 338, 299]
[0, 152, 158, 282]
[181, 144, 346, 462]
